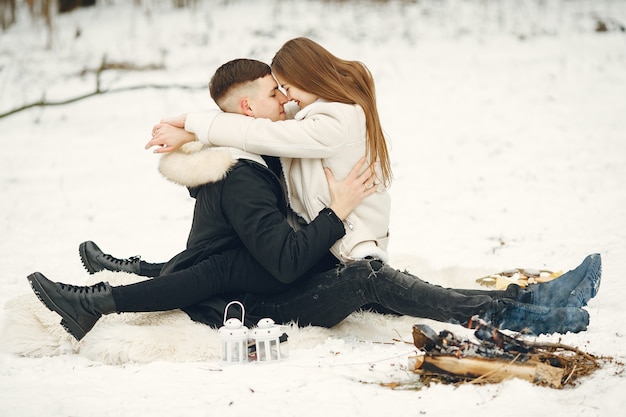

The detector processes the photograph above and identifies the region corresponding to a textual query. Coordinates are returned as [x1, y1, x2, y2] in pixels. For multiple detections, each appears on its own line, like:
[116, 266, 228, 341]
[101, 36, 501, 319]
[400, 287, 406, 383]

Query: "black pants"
[112, 249, 292, 312]
[245, 259, 518, 327]
[112, 251, 518, 328]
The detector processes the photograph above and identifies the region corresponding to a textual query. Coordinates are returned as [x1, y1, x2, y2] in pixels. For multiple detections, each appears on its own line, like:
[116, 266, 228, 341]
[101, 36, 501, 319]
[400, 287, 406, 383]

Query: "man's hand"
[325, 157, 377, 221]
[145, 123, 195, 153]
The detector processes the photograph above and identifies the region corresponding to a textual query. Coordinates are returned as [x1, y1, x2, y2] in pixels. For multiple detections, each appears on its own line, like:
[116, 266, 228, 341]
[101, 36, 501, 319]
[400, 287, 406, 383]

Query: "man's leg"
[28, 248, 289, 340]
[112, 249, 290, 312]
[79, 241, 164, 277]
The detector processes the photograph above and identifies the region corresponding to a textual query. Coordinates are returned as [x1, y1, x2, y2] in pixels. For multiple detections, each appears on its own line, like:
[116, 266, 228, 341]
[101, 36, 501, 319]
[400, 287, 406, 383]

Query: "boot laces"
[103, 254, 141, 266]
[59, 282, 108, 294]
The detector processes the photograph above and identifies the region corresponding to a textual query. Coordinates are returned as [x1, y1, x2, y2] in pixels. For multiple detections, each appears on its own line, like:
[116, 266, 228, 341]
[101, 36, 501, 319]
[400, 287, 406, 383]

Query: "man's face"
[247, 74, 288, 121]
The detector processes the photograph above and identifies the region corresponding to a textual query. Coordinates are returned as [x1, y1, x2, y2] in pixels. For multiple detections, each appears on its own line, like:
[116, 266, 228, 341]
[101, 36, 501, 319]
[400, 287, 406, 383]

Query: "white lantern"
[251, 318, 284, 362]
[218, 301, 249, 363]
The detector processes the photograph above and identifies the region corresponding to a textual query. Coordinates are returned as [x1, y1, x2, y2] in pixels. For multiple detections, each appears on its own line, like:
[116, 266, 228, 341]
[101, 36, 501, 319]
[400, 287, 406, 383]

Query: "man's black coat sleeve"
[221, 164, 345, 284]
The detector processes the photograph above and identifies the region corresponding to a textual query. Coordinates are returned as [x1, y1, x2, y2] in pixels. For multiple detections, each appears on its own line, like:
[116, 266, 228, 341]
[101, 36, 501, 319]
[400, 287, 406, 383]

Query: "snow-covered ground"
[1, 0, 625, 415]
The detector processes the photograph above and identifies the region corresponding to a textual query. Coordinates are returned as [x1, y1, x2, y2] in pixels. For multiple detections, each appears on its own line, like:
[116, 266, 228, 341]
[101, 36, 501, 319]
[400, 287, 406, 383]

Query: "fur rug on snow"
[1, 262, 492, 365]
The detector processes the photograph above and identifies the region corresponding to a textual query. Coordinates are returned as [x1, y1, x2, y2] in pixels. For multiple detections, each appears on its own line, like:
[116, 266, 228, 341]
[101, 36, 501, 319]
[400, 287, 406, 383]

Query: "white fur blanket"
[1, 264, 490, 365]
[0, 271, 417, 365]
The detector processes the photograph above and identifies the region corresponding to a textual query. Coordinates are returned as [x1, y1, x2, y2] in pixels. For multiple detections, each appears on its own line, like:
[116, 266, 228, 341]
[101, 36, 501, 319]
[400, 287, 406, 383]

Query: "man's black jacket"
[160, 156, 344, 326]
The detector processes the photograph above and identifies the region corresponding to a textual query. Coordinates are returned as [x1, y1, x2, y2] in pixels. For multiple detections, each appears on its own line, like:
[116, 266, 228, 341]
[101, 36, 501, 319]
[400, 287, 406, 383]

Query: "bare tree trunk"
[58, 0, 96, 14]
[40, 0, 53, 49]
[0, 0, 17, 30]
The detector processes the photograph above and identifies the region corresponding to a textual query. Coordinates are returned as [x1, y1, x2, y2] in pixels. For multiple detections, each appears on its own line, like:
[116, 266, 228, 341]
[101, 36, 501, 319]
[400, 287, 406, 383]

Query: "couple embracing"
[28, 38, 601, 342]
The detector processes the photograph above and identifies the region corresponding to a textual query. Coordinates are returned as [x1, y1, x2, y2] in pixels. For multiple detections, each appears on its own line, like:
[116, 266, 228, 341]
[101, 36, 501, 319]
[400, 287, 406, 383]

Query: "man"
[28, 59, 601, 341]
[28, 59, 375, 340]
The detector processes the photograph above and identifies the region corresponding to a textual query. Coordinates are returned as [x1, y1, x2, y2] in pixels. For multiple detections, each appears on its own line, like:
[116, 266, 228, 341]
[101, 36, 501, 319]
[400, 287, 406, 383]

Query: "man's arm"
[221, 159, 375, 283]
[221, 165, 342, 283]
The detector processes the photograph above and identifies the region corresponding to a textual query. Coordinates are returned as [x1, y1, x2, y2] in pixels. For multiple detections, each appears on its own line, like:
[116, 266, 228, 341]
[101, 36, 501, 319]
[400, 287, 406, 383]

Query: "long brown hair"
[271, 37, 392, 187]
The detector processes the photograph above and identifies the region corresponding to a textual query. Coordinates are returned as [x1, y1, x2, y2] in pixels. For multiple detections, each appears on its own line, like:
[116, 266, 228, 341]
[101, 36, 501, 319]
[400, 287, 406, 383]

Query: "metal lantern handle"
[223, 301, 245, 326]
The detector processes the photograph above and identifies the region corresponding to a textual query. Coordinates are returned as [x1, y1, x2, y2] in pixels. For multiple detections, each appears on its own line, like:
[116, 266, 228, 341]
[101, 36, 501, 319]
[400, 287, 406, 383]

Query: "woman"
[148, 37, 392, 263]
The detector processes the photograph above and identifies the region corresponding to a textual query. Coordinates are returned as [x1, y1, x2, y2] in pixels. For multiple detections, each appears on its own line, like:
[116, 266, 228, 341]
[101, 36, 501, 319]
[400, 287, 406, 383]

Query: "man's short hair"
[209, 59, 272, 108]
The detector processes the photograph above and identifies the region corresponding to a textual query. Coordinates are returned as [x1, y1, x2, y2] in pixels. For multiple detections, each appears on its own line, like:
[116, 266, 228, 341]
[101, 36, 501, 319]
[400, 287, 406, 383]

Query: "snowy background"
[1, 0, 626, 415]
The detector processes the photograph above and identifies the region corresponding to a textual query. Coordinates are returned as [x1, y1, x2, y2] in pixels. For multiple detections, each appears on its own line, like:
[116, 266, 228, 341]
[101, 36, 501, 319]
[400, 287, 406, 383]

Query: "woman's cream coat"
[185, 100, 391, 262]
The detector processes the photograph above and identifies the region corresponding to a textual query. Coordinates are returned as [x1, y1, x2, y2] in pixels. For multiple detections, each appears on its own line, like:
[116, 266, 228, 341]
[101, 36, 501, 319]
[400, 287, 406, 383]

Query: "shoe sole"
[27, 272, 86, 341]
[79, 242, 99, 275]
[587, 254, 602, 298]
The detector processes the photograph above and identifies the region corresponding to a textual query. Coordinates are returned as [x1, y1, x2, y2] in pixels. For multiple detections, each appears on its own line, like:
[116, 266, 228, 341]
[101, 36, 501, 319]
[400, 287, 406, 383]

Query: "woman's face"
[275, 75, 319, 108]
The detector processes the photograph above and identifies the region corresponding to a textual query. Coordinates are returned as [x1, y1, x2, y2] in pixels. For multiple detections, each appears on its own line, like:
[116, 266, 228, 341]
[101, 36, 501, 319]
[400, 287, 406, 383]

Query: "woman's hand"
[325, 157, 377, 221]
[145, 123, 195, 153]
[159, 114, 187, 128]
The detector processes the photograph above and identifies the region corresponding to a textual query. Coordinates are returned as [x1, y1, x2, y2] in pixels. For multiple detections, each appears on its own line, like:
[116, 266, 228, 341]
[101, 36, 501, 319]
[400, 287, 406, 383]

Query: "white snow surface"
[1, 0, 626, 415]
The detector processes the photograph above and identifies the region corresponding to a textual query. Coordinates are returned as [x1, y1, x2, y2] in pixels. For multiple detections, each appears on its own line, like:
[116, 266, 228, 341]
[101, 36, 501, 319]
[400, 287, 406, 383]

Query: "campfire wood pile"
[409, 319, 602, 388]
[476, 268, 562, 290]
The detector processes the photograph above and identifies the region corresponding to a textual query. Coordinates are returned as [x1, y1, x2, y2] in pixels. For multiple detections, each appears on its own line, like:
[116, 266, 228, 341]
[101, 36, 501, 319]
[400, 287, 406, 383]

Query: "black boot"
[79, 241, 141, 275]
[27, 272, 117, 341]
[516, 253, 602, 308]
[485, 299, 589, 335]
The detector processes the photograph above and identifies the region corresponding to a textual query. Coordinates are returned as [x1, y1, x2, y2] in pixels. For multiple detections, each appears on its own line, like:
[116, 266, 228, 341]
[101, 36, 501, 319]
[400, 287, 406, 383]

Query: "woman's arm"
[146, 102, 362, 157]
[325, 157, 377, 220]
[197, 108, 350, 158]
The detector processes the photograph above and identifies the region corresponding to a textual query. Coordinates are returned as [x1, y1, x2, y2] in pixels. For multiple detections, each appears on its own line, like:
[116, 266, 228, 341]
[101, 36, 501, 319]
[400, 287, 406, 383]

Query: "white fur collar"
[158, 142, 266, 187]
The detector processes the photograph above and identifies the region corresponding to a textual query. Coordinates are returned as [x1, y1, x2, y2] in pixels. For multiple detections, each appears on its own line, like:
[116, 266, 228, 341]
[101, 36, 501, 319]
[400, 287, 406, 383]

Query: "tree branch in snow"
[0, 55, 207, 119]
[0, 83, 207, 119]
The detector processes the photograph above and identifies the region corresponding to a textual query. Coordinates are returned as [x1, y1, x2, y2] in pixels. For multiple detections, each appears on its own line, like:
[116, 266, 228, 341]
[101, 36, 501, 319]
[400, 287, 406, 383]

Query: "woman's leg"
[247, 260, 589, 335]
[249, 260, 496, 327]
[437, 253, 602, 308]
